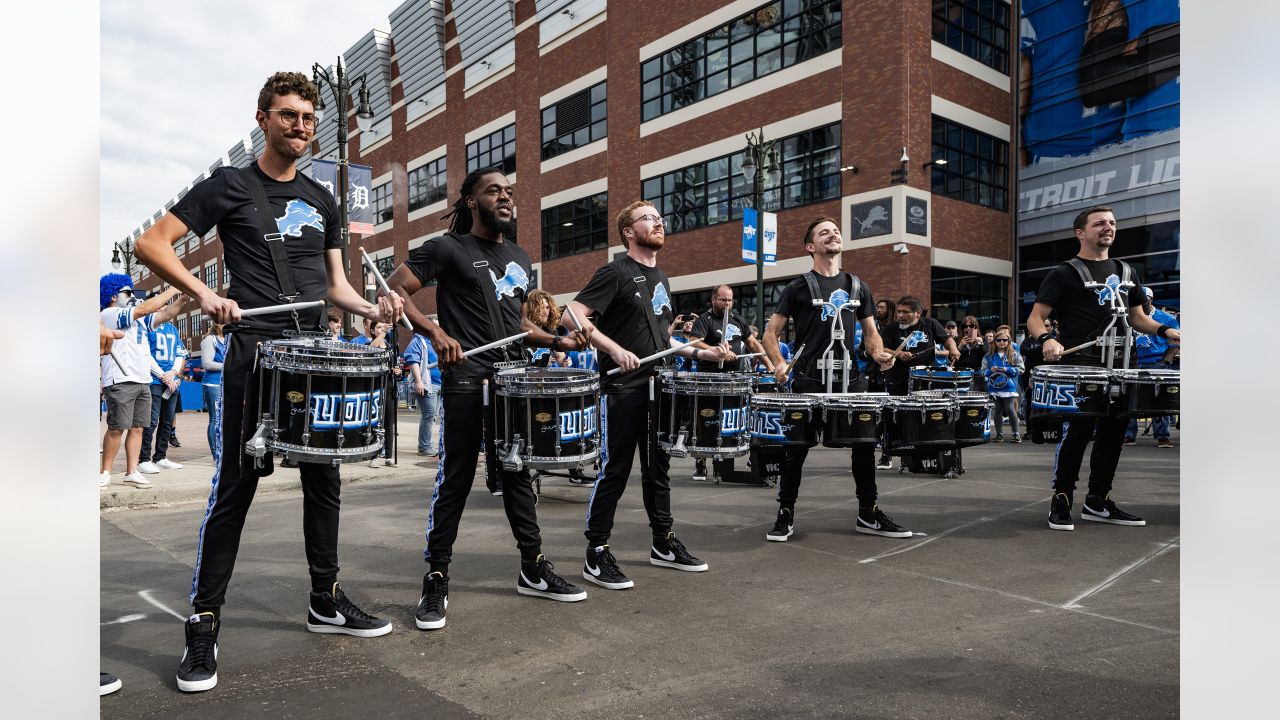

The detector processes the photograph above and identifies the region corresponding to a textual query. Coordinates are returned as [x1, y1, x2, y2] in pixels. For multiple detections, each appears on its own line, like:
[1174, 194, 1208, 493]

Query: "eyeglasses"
[994, 338, 1009, 343]
[264, 108, 318, 129]
[963, 324, 977, 329]
[631, 213, 665, 227]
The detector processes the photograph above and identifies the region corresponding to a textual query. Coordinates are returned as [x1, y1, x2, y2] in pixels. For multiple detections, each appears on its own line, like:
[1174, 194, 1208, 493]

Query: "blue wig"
[100, 273, 134, 309]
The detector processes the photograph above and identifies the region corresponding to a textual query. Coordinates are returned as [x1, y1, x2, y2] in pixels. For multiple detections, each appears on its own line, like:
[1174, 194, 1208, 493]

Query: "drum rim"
[750, 393, 817, 406]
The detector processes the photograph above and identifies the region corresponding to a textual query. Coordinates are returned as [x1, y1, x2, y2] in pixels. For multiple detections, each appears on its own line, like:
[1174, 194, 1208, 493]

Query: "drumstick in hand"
[1059, 339, 1100, 358]
[359, 247, 414, 331]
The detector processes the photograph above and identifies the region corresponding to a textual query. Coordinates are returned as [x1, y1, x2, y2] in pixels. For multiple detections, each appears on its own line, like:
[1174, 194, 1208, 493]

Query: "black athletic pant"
[190, 331, 341, 613]
[423, 387, 542, 573]
[1051, 412, 1128, 500]
[776, 376, 878, 511]
[585, 387, 673, 547]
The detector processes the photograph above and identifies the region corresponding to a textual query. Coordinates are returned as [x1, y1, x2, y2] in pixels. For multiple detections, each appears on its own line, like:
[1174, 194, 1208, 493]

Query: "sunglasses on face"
[995, 338, 1009, 343]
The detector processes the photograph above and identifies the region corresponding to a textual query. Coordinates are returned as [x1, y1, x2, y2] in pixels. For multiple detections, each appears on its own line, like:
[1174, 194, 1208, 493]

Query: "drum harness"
[1064, 258, 1137, 383]
[470, 241, 532, 472]
[802, 271, 862, 393]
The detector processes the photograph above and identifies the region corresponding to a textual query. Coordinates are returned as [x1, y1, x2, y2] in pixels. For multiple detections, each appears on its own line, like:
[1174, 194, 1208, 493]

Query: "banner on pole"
[741, 208, 758, 264]
[311, 159, 374, 235]
[762, 210, 777, 266]
[741, 208, 777, 266]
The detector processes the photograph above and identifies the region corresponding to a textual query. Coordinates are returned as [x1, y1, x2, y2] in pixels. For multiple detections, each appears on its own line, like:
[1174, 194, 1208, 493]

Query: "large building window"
[931, 267, 1009, 330]
[408, 157, 447, 211]
[643, 122, 840, 235]
[640, 0, 842, 122]
[542, 81, 607, 160]
[466, 123, 516, 174]
[931, 115, 1008, 211]
[372, 182, 394, 224]
[932, 0, 1010, 73]
[203, 262, 218, 290]
[541, 192, 609, 261]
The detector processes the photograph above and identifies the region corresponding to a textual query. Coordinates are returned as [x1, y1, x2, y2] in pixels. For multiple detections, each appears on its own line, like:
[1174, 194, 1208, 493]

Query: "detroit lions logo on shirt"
[820, 288, 851, 321]
[902, 330, 929, 349]
[489, 261, 529, 301]
[1093, 274, 1127, 305]
[651, 282, 672, 316]
[724, 323, 742, 342]
[275, 199, 325, 237]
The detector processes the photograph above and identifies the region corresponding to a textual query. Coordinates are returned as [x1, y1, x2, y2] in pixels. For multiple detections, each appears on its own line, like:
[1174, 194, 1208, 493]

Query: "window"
[408, 157, 447, 211]
[375, 255, 396, 280]
[466, 123, 516, 174]
[932, 0, 1010, 73]
[642, 122, 841, 235]
[931, 267, 1009, 330]
[541, 192, 609, 261]
[542, 81, 607, 160]
[223, 262, 231, 288]
[640, 0, 842, 122]
[930, 115, 1008, 211]
[372, 182, 394, 224]
[204, 262, 218, 289]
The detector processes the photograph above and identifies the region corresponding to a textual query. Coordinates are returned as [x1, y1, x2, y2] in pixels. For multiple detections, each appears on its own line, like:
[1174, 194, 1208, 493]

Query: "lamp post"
[312, 56, 374, 335]
[111, 237, 135, 277]
[740, 129, 782, 332]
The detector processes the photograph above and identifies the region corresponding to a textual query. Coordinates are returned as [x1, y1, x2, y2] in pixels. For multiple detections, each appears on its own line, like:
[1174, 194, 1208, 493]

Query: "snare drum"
[749, 393, 819, 447]
[1110, 368, 1180, 419]
[656, 370, 753, 458]
[908, 366, 974, 392]
[1028, 365, 1111, 422]
[884, 395, 957, 456]
[916, 391, 993, 448]
[812, 393, 888, 447]
[492, 366, 601, 471]
[752, 372, 780, 394]
[251, 336, 392, 464]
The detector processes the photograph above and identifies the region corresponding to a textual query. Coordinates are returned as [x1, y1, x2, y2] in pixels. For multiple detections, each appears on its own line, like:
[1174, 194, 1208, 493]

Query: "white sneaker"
[155, 458, 184, 470]
[99, 471, 112, 489]
[123, 472, 152, 488]
[137, 461, 161, 474]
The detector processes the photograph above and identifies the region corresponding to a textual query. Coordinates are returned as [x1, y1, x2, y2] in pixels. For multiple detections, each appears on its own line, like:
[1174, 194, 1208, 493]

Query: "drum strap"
[1064, 257, 1133, 289]
[471, 252, 517, 363]
[239, 167, 300, 304]
[613, 255, 669, 361]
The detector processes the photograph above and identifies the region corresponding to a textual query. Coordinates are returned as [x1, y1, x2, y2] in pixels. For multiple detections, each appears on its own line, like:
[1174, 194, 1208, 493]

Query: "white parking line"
[1062, 536, 1181, 609]
[859, 497, 1049, 564]
[101, 613, 147, 625]
[138, 589, 187, 621]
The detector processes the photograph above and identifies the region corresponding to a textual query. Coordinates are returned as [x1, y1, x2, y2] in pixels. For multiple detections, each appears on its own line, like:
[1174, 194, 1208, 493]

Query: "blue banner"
[742, 208, 759, 265]
[310, 159, 374, 234]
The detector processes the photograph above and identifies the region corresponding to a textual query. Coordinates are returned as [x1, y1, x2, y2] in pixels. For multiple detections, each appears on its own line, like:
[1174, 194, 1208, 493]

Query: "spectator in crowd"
[1124, 288, 1179, 448]
[137, 293, 191, 475]
[200, 323, 227, 457]
[953, 314, 986, 389]
[351, 318, 389, 348]
[874, 299, 892, 331]
[982, 328, 1025, 442]
[524, 289, 568, 366]
[99, 278, 183, 488]
[325, 309, 346, 342]
[404, 332, 442, 456]
[669, 313, 697, 371]
[984, 329, 995, 345]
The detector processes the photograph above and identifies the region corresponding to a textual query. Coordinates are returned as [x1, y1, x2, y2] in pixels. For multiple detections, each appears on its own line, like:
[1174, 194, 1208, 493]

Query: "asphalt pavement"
[101, 409, 1179, 718]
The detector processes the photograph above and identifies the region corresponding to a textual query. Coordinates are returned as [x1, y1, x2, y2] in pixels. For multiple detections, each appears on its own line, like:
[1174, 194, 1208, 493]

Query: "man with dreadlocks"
[388, 167, 593, 630]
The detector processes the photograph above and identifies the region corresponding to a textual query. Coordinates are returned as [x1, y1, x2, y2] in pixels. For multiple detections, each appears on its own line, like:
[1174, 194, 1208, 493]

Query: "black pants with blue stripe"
[424, 388, 542, 573]
[1051, 412, 1128, 499]
[585, 388, 673, 547]
[777, 376, 878, 511]
[190, 331, 341, 613]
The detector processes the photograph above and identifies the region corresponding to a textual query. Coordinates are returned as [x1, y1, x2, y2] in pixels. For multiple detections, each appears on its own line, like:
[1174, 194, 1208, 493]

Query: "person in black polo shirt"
[876, 297, 957, 469]
[1027, 205, 1180, 531]
[760, 216, 909, 542]
[135, 71, 406, 693]
[562, 200, 731, 591]
[387, 168, 593, 629]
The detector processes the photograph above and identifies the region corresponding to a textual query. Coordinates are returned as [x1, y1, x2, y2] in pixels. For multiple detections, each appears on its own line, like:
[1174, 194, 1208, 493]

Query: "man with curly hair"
[135, 71, 405, 693]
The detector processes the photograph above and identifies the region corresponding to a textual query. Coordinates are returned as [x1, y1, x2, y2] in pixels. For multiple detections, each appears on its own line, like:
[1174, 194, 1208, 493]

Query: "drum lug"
[245, 422, 270, 459]
[502, 439, 525, 472]
[670, 431, 689, 458]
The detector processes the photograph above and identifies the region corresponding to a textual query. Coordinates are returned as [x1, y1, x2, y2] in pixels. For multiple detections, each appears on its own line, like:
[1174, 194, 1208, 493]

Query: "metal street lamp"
[740, 129, 782, 331]
[111, 237, 135, 276]
[312, 56, 375, 335]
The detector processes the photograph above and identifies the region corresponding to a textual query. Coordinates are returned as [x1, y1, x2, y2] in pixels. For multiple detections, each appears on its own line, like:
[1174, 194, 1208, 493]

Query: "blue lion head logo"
[903, 330, 929, 349]
[724, 323, 742, 342]
[821, 288, 851, 321]
[1093, 274, 1126, 305]
[651, 282, 672, 316]
[489, 261, 529, 300]
[275, 199, 325, 237]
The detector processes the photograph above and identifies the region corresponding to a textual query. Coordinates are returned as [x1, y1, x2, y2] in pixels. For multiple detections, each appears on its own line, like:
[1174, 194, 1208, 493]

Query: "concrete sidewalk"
[100, 408, 438, 509]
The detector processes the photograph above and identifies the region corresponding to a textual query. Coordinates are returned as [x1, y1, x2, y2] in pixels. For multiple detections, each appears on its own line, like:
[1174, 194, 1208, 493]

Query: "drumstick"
[108, 347, 126, 373]
[359, 247, 414, 331]
[606, 338, 699, 376]
[237, 300, 326, 318]
[424, 331, 530, 370]
[565, 303, 586, 332]
[1059, 339, 1099, 357]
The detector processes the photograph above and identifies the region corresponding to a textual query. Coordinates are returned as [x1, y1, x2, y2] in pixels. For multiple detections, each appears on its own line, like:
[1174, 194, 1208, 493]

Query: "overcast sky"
[100, 0, 399, 272]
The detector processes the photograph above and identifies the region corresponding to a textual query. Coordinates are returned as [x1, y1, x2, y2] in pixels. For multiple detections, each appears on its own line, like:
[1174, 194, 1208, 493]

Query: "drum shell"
[815, 394, 887, 447]
[952, 394, 994, 447]
[657, 371, 752, 458]
[493, 368, 600, 469]
[1028, 366, 1111, 421]
[749, 395, 819, 447]
[884, 398, 956, 456]
[1111, 370, 1180, 419]
[908, 366, 974, 392]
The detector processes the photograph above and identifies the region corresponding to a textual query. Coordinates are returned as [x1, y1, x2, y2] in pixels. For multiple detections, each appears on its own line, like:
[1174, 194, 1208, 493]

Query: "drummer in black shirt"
[387, 168, 593, 629]
[877, 297, 956, 468]
[1027, 205, 1180, 531]
[562, 200, 732, 591]
[760, 216, 910, 542]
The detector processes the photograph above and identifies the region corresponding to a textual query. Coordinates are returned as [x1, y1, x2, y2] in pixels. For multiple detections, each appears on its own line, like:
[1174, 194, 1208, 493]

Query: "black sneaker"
[487, 478, 503, 496]
[766, 507, 794, 542]
[692, 459, 708, 481]
[567, 468, 592, 486]
[414, 571, 448, 630]
[1048, 493, 1074, 531]
[306, 583, 393, 637]
[176, 612, 219, 693]
[650, 532, 709, 571]
[518, 556, 588, 602]
[1081, 495, 1146, 526]
[100, 672, 122, 696]
[583, 545, 634, 590]
[855, 506, 912, 538]
[876, 454, 893, 470]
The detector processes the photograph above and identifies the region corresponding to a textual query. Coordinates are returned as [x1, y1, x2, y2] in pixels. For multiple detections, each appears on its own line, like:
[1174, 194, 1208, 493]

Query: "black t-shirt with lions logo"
[690, 309, 754, 373]
[1035, 257, 1145, 358]
[774, 271, 875, 384]
[405, 232, 531, 388]
[573, 256, 674, 392]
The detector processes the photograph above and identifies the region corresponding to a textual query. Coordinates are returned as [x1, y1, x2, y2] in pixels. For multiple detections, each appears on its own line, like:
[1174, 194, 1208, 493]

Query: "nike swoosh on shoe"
[310, 608, 346, 625]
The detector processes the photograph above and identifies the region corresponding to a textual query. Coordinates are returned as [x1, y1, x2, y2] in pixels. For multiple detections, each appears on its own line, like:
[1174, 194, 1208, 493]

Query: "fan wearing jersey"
[137, 313, 190, 474]
[135, 72, 406, 693]
[388, 168, 593, 630]
[1028, 206, 1180, 531]
[760, 216, 909, 542]
[563, 200, 731, 591]
[199, 323, 227, 457]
